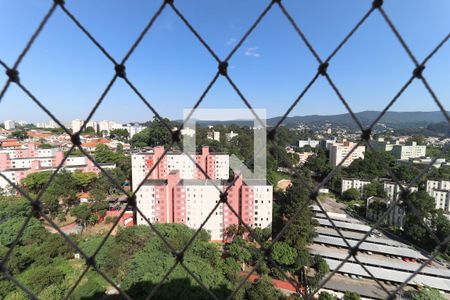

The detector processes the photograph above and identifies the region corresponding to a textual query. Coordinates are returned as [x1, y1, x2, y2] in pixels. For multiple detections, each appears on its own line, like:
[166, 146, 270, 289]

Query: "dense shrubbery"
[1, 196, 311, 299]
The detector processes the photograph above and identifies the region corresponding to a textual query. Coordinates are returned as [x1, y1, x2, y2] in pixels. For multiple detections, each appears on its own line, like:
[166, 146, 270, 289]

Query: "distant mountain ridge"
[183, 111, 448, 129]
[267, 111, 449, 128]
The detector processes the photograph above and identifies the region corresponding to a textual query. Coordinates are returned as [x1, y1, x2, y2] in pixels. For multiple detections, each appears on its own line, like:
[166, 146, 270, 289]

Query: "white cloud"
[245, 47, 261, 57]
[226, 38, 237, 46]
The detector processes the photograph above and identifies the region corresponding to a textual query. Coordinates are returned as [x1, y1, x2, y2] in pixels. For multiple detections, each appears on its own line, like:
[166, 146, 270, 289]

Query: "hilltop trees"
[131, 117, 174, 148]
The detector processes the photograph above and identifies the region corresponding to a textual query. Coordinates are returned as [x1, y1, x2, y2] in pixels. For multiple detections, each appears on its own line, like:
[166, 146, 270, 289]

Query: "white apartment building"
[383, 181, 418, 201]
[432, 190, 450, 211]
[329, 142, 365, 167]
[36, 120, 59, 129]
[183, 180, 224, 240]
[71, 119, 85, 133]
[341, 178, 371, 196]
[207, 131, 221, 142]
[4, 120, 15, 130]
[298, 138, 320, 148]
[9, 157, 55, 169]
[99, 120, 116, 133]
[86, 121, 99, 132]
[427, 180, 450, 212]
[246, 181, 273, 229]
[392, 141, 426, 160]
[426, 180, 450, 194]
[98, 120, 144, 138]
[321, 138, 338, 150]
[366, 196, 405, 228]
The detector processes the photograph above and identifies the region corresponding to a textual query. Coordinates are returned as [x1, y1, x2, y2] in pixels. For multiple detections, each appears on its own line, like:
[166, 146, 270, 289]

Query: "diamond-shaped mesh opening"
[0, 0, 449, 299]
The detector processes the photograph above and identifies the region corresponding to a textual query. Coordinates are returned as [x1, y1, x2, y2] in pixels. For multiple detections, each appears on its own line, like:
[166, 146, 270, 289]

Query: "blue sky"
[0, 0, 449, 123]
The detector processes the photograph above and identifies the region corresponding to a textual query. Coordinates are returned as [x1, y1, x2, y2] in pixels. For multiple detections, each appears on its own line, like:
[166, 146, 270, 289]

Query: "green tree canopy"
[236, 276, 282, 300]
[403, 191, 436, 245]
[343, 291, 361, 300]
[343, 188, 360, 201]
[276, 184, 316, 252]
[110, 128, 129, 142]
[131, 117, 173, 148]
[410, 286, 446, 300]
[364, 182, 386, 198]
[318, 291, 337, 300]
[271, 241, 297, 266]
[22, 171, 52, 194]
[94, 144, 118, 163]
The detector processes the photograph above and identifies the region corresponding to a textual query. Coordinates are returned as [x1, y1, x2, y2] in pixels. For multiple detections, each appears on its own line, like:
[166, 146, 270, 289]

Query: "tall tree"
[276, 184, 316, 252]
[403, 191, 436, 246]
[131, 117, 173, 148]
[110, 128, 129, 142]
[94, 144, 118, 163]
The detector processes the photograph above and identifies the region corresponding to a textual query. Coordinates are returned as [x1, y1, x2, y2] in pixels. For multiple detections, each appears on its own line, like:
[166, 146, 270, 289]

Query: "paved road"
[46, 222, 82, 235]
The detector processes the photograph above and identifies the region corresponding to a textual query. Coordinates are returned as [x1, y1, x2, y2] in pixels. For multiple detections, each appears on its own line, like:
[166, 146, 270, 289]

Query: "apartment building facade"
[131, 146, 229, 190]
[133, 146, 273, 241]
[341, 178, 371, 196]
[329, 141, 365, 167]
[0, 142, 112, 192]
[426, 180, 450, 212]
[298, 138, 320, 149]
[381, 181, 418, 228]
[392, 141, 426, 160]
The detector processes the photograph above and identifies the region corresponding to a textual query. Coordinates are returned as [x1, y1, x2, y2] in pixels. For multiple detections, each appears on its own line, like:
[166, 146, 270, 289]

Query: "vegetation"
[109, 128, 129, 142]
[364, 182, 386, 198]
[401, 191, 450, 255]
[410, 286, 446, 300]
[342, 188, 360, 201]
[8, 129, 29, 140]
[221, 182, 327, 293]
[131, 117, 175, 148]
[21, 168, 125, 225]
[0, 195, 291, 300]
[343, 291, 361, 300]
[318, 291, 337, 300]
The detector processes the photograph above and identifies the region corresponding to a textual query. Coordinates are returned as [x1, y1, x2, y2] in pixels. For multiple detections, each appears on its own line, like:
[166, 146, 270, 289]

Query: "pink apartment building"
[133, 146, 273, 241]
[0, 142, 114, 192]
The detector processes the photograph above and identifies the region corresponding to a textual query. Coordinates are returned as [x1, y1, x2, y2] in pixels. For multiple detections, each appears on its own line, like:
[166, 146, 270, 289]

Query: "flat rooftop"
[314, 217, 372, 233]
[313, 234, 427, 260]
[315, 227, 405, 248]
[324, 258, 450, 292]
[309, 244, 450, 278]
